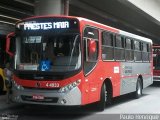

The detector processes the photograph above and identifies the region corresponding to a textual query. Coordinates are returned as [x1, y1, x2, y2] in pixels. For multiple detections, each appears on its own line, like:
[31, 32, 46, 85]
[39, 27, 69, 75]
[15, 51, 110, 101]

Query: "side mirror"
[6, 32, 15, 57]
[88, 39, 96, 55]
[85, 38, 98, 62]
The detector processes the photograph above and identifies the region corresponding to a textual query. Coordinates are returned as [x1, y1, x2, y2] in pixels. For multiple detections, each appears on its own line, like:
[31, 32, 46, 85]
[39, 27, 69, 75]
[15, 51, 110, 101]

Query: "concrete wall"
[128, 0, 160, 22]
[35, 0, 64, 15]
[0, 23, 14, 35]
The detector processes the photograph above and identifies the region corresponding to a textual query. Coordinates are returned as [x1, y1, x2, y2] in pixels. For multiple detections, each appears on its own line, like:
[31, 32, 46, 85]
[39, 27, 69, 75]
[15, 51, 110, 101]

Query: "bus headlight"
[13, 81, 24, 90]
[59, 79, 81, 93]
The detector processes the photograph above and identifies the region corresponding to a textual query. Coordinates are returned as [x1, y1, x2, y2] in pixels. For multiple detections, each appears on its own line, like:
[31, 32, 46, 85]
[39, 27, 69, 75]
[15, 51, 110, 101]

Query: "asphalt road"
[0, 82, 160, 120]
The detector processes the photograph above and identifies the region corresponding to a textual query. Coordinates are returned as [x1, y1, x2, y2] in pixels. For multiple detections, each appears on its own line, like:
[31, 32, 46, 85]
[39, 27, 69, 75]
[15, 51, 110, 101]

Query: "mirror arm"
[6, 32, 15, 57]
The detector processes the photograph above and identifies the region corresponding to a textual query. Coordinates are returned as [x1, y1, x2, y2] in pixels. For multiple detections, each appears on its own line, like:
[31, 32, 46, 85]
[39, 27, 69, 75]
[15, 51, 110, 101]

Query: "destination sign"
[23, 21, 69, 30]
[16, 17, 80, 34]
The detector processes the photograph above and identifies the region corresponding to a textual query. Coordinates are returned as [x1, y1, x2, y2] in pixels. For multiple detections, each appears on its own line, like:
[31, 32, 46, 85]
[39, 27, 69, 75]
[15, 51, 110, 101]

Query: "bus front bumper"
[11, 87, 81, 106]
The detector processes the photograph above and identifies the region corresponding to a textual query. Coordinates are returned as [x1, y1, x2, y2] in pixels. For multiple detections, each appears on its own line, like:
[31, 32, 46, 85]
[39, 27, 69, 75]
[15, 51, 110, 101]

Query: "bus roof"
[77, 17, 152, 44]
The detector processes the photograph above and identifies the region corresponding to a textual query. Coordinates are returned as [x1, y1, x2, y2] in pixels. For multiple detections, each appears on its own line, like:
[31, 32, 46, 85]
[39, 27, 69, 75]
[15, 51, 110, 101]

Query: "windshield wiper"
[67, 35, 79, 70]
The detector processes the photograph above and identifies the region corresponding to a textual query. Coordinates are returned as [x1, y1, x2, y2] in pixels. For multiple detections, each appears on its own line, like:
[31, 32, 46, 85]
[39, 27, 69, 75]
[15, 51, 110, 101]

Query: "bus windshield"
[15, 34, 81, 73]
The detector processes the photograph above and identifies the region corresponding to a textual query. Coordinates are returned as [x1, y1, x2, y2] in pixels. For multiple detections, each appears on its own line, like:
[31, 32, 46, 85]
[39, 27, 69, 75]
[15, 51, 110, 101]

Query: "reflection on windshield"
[15, 34, 81, 72]
[154, 54, 160, 70]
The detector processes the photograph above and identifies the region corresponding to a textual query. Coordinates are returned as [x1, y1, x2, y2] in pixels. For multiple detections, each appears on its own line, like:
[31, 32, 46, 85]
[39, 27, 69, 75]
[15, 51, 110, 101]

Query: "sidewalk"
[0, 94, 21, 111]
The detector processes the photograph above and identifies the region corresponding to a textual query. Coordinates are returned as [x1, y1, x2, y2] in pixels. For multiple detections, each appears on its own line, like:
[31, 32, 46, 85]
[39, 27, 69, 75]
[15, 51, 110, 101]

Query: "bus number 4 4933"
[46, 82, 59, 88]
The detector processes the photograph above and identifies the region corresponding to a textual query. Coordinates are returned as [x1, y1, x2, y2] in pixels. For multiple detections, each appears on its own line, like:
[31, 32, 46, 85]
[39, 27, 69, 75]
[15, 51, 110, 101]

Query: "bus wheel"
[95, 83, 106, 111]
[133, 78, 142, 99]
[0, 77, 4, 93]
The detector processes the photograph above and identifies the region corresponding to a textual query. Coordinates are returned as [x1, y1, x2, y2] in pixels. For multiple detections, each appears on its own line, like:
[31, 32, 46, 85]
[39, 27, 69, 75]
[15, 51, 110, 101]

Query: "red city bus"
[153, 45, 160, 81]
[6, 16, 153, 111]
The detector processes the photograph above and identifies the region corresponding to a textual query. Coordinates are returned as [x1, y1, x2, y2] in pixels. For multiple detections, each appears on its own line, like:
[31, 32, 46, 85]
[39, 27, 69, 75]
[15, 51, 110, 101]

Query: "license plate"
[32, 95, 44, 100]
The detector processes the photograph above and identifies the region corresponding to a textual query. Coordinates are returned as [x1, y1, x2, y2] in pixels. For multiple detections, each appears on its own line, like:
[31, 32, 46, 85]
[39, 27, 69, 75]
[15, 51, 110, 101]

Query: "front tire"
[95, 83, 106, 111]
[133, 78, 142, 99]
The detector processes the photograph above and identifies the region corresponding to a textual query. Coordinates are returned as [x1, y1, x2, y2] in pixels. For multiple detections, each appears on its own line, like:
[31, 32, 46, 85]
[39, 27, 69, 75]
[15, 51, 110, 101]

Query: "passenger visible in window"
[55, 38, 69, 56]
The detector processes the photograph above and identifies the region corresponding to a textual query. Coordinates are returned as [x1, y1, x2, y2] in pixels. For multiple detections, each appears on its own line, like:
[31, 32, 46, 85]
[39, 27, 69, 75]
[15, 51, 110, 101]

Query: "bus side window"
[142, 42, 149, 62]
[148, 43, 152, 62]
[134, 40, 142, 62]
[83, 27, 99, 75]
[101, 31, 114, 60]
[125, 38, 134, 61]
[83, 27, 98, 62]
[114, 35, 125, 61]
